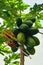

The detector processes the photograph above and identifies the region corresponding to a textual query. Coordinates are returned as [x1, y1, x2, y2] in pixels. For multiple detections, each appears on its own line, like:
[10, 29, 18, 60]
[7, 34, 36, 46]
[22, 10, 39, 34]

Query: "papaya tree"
[0, 0, 43, 65]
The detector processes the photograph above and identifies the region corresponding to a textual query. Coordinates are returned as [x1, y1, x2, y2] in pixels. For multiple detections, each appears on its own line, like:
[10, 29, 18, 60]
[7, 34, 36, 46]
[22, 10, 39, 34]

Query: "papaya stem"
[20, 44, 24, 65]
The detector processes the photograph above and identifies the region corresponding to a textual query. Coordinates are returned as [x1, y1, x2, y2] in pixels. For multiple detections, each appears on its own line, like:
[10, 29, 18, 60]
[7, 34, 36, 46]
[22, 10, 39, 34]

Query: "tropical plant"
[0, 0, 43, 65]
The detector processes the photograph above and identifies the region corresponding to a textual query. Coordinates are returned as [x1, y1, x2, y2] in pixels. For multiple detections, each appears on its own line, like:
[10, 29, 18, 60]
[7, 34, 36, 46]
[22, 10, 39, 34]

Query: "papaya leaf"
[12, 61, 19, 65]
[11, 53, 20, 60]
[35, 19, 42, 28]
[4, 53, 20, 65]
[0, 44, 12, 54]
[0, 51, 4, 55]
[39, 12, 43, 20]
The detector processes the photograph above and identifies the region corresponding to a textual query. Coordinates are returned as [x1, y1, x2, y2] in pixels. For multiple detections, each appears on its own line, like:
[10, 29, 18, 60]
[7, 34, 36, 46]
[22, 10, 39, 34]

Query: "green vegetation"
[0, 0, 43, 65]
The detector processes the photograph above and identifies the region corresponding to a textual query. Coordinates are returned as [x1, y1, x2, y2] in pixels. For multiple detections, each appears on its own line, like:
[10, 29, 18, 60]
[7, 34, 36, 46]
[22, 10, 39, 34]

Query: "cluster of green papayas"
[11, 17, 40, 56]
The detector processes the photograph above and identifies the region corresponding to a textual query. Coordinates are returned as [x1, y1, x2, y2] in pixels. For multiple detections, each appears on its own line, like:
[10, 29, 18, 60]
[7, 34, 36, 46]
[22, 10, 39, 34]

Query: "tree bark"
[20, 44, 24, 65]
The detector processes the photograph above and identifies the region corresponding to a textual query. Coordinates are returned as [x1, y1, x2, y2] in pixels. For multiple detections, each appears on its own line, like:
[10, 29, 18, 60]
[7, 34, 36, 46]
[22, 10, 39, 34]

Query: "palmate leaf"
[0, 0, 29, 30]
[23, 3, 43, 21]
[19, 2, 29, 11]
[30, 3, 43, 13]
[0, 2, 11, 11]
[11, 61, 19, 65]
[0, 35, 6, 44]
[35, 22, 42, 28]
[0, 44, 12, 54]
[11, 0, 29, 11]
[0, 51, 4, 55]
[3, 18, 15, 29]
[35, 19, 42, 28]
[0, 13, 15, 29]
[0, 37, 5, 44]
[11, 53, 20, 60]
[4, 53, 20, 65]
[0, 25, 4, 32]
[4, 56, 10, 65]
[39, 12, 43, 20]
[0, 1, 18, 19]
[0, 0, 29, 19]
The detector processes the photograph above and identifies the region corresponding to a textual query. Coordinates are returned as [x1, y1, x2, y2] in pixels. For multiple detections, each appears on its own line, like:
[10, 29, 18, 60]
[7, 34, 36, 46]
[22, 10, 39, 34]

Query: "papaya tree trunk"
[20, 44, 24, 65]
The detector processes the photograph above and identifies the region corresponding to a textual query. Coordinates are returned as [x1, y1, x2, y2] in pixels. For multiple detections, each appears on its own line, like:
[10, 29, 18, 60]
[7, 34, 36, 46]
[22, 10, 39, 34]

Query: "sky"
[0, 0, 43, 65]
[23, 0, 43, 6]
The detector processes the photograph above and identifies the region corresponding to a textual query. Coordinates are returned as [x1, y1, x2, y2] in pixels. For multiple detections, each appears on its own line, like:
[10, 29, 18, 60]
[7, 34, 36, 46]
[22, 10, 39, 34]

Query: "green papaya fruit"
[11, 47, 18, 52]
[27, 47, 35, 55]
[12, 28, 20, 37]
[32, 36, 40, 46]
[19, 24, 29, 33]
[16, 17, 22, 27]
[23, 20, 33, 27]
[24, 42, 30, 48]
[17, 32, 25, 44]
[26, 36, 36, 48]
[27, 27, 39, 35]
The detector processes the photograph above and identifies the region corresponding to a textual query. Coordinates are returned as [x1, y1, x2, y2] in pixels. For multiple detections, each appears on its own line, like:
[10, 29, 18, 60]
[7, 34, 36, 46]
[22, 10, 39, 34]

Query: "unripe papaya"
[32, 36, 40, 46]
[17, 32, 25, 44]
[26, 36, 36, 48]
[12, 28, 20, 37]
[27, 27, 39, 35]
[27, 47, 35, 55]
[16, 17, 22, 27]
[23, 20, 33, 27]
[19, 24, 29, 33]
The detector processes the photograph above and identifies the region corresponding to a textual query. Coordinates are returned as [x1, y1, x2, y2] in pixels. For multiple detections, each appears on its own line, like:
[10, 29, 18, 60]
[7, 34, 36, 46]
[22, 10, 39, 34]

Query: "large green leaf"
[4, 53, 20, 65]
[39, 12, 43, 20]
[0, 44, 12, 53]
[35, 19, 42, 28]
